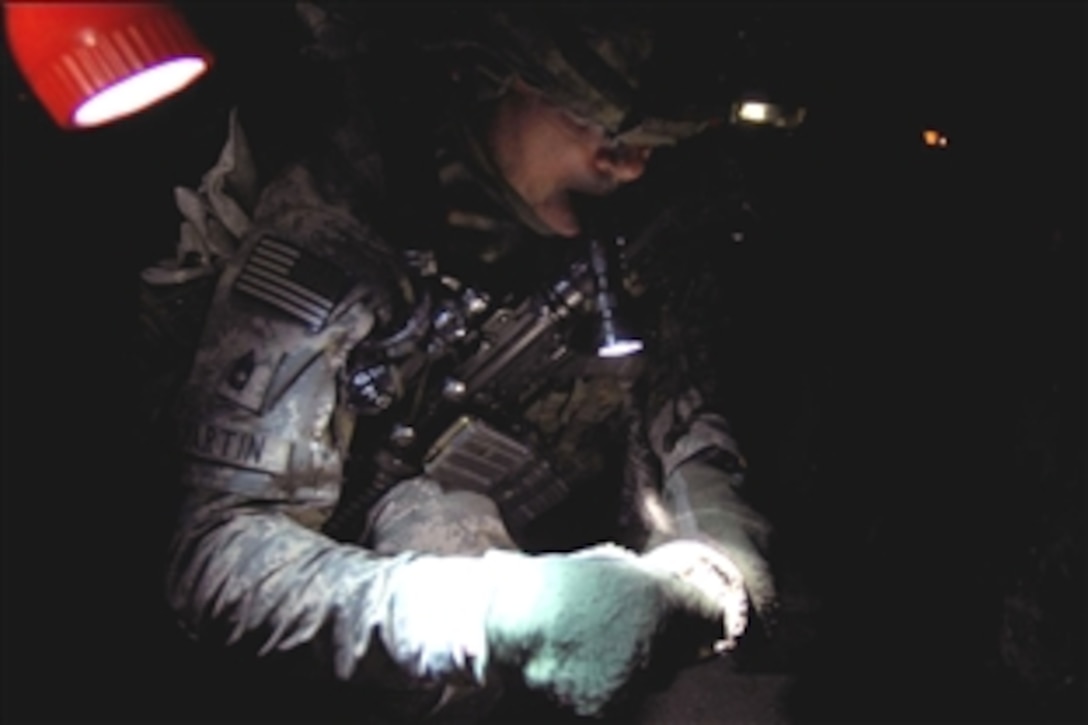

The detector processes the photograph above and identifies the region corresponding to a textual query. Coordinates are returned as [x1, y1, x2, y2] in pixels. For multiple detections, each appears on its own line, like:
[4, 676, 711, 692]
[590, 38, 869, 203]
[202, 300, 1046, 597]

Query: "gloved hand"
[484, 545, 731, 715]
[386, 544, 729, 717]
[643, 539, 749, 653]
[661, 458, 779, 626]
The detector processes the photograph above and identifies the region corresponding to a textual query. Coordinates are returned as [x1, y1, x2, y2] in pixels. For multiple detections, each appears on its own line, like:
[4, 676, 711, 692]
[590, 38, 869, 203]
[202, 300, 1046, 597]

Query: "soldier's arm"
[643, 385, 778, 623]
[160, 125, 484, 693]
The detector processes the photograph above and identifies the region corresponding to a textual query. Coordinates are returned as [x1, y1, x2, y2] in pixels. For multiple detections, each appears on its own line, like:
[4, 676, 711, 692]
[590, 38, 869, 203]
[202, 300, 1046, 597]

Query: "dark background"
[2, 3, 1084, 723]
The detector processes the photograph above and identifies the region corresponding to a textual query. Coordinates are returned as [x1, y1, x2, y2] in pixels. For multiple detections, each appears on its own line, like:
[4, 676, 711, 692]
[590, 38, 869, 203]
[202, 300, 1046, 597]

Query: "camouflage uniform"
[153, 7, 775, 720]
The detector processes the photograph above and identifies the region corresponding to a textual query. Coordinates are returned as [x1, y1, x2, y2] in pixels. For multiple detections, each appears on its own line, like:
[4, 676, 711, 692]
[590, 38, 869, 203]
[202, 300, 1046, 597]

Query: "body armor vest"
[324, 240, 645, 546]
[318, 79, 657, 547]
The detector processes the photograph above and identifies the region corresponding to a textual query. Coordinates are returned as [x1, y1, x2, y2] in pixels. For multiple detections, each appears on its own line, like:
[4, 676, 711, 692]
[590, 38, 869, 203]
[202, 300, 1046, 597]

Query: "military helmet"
[294, 4, 798, 144]
[450, 7, 799, 146]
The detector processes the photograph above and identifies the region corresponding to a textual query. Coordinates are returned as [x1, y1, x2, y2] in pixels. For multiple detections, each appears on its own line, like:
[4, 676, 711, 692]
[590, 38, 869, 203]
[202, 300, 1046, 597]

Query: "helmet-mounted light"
[729, 93, 806, 129]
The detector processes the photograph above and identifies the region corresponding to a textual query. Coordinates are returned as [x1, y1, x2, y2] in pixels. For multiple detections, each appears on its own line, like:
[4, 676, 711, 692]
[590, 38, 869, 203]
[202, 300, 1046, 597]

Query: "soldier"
[150, 5, 780, 721]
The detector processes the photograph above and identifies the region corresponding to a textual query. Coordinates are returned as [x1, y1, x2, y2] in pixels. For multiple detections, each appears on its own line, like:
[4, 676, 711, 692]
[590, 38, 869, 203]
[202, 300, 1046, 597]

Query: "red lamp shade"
[5, 2, 213, 129]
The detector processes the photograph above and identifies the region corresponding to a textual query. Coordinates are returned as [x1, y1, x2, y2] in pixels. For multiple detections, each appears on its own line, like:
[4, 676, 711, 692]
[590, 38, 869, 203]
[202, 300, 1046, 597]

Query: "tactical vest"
[321, 88, 652, 549]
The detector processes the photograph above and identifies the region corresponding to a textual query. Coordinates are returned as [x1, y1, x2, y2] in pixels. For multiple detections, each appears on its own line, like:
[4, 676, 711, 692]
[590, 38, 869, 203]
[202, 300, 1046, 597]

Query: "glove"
[663, 458, 779, 625]
[485, 545, 732, 715]
[643, 539, 749, 653]
[386, 544, 728, 717]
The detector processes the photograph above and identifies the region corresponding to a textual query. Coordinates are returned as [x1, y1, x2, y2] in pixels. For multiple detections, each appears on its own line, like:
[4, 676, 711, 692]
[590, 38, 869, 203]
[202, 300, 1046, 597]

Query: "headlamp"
[729, 95, 806, 129]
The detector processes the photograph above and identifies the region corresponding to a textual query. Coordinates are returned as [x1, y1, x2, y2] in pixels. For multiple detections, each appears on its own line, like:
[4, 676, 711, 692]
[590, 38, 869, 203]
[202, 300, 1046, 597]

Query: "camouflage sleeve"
[160, 127, 476, 690]
[646, 386, 745, 480]
[640, 244, 748, 481]
[638, 373, 779, 621]
[642, 382, 770, 560]
[636, 234, 777, 618]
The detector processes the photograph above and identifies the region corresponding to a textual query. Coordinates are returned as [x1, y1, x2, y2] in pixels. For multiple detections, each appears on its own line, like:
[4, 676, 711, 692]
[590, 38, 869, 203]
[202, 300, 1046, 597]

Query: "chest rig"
[317, 75, 649, 542]
[322, 231, 648, 543]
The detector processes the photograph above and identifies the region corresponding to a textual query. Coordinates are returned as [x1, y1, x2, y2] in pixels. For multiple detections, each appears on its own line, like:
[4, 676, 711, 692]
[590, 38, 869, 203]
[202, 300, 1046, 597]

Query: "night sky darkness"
[2, 4, 1084, 723]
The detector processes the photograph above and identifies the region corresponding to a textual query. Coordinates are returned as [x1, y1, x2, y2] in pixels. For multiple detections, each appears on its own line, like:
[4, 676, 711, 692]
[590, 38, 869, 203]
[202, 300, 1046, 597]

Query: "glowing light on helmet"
[729, 93, 806, 128]
[737, 101, 771, 123]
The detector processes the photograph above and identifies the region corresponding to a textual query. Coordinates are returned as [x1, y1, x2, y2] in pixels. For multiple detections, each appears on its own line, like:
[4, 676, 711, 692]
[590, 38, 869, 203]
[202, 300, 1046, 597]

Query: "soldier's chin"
[534, 196, 581, 238]
[575, 177, 621, 197]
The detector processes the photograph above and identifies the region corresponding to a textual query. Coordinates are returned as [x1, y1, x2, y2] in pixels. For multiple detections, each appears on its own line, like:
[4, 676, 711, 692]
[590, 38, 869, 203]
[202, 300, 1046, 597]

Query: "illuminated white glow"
[738, 101, 771, 123]
[644, 540, 749, 653]
[639, 488, 676, 536]
[73, 57, 208, 127]
[389, 556, 494, 682]
[598, 338, 644, 358]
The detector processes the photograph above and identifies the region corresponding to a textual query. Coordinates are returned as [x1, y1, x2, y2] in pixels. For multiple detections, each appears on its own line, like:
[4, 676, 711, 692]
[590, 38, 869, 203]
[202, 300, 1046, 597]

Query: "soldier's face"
[488, 81, 652, 238]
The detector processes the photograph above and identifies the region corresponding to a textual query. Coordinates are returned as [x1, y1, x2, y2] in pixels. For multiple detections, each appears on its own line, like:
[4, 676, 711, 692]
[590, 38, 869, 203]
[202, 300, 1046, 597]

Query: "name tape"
[180, 421, 292, 475]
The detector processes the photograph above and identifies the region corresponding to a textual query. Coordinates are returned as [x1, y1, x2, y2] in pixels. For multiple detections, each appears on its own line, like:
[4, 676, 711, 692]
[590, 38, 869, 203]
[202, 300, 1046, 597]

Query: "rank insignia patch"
[217, 348, 283, 413]
[235, 237, 351, 331]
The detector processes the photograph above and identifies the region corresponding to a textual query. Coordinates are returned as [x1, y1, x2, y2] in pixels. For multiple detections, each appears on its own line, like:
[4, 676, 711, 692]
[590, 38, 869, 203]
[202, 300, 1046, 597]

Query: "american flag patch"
[234, 237, 352, 330]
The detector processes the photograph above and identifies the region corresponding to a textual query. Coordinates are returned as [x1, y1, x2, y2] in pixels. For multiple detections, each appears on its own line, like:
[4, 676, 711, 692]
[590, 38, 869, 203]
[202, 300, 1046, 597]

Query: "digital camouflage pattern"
[154, 8, 776, 719]
[296, 3, 732, 146]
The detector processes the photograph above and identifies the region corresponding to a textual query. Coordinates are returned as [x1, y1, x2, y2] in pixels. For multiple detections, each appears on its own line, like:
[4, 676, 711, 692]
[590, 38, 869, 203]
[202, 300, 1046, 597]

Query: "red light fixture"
[5, 2, 213, 129]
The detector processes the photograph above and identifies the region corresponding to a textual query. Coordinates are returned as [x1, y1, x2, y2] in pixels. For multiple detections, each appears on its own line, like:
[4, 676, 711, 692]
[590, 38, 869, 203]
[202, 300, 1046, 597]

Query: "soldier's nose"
[594, 145, 652, 183]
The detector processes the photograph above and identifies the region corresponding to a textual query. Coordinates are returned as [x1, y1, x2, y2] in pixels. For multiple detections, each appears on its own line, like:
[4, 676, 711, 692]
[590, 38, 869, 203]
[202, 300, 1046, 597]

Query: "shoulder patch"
[234, 236, 352, 331]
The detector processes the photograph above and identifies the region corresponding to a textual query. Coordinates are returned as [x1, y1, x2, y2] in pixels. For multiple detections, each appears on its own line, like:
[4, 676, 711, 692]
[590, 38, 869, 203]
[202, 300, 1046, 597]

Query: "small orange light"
[923, 129, 940, 146]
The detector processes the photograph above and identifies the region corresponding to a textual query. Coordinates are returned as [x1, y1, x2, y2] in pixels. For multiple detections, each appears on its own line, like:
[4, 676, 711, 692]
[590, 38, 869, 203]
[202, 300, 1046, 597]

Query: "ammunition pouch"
[423, 415, 571, 531]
